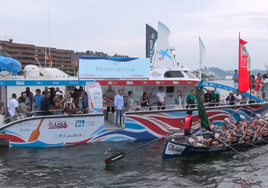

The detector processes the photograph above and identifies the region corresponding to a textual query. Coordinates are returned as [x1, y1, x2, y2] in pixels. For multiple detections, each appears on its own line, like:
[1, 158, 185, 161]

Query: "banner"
[146, 24, 158, 65]
[195, 87, 210, 131]
[238, 37, 250, 92]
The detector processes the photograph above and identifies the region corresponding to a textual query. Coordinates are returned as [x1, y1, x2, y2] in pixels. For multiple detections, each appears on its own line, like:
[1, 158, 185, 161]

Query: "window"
[184, 71, 197, 79]
[164, 71, 185, 78]
[166, 86, 174, 93]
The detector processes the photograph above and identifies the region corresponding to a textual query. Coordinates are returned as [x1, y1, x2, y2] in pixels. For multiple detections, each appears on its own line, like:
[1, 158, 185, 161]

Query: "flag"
[238, 36, 250, 92]
[146, 24, 158, 65]
[199, 36, 206, 63]
[195, 87, 210, 131]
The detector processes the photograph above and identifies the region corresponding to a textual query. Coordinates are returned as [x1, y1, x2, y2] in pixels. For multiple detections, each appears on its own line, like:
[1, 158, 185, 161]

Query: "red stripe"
[0, 134, 25, 143]
[66, 137, 93, 145]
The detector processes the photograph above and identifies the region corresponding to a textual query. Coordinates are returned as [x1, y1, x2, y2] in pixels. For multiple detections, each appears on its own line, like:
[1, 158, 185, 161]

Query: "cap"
[240, 115, 245, 120]
[56, 92, 62, 95]
[224, 118, 230, 122]
[256, 114, 261, 118]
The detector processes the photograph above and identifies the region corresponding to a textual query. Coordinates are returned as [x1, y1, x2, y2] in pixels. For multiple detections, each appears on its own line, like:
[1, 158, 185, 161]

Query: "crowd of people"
[8, 86, 90, 122]
[233, 70, 268, 100]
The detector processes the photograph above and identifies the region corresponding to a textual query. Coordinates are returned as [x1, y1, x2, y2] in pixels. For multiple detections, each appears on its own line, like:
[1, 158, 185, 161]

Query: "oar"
[219, 140, 250, 160]
[247, 134, 268, 144]
[105, 130, 179, 166]
[230, 136, 268, 152]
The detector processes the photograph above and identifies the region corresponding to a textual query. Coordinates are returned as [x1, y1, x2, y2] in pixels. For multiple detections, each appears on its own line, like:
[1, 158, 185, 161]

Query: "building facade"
[0, 39, 74, 73]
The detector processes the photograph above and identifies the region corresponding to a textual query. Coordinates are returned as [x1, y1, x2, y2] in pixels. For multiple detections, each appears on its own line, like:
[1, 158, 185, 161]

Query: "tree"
[201, 73, 208, 79]
[64, 70, 71, 75]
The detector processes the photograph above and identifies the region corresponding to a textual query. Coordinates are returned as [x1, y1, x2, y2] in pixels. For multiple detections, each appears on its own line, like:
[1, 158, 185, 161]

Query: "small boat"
[162, 136, 268, 159]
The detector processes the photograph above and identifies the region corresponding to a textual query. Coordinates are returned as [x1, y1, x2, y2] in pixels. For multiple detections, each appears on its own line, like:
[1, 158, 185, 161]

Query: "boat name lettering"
[16, 81, 25, 85]
[156, 81, 160, 84]
[48, 121, 68, 129]
[19, 128, 30, 132]
[95, 66, 135, 72]
[126, 81, 133, 84]
[165, 143, 186, 155]
[173, 81, 179, 84]
[189, 148, 208, 152]
[18, 122, 31, 125]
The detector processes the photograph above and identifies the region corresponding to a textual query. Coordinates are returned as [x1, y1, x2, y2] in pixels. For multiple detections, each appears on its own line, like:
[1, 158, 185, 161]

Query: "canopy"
[0, 56, 22, 75]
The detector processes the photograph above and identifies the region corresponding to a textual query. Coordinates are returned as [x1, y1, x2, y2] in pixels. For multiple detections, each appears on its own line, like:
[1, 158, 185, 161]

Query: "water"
[0, 140, 268, 188]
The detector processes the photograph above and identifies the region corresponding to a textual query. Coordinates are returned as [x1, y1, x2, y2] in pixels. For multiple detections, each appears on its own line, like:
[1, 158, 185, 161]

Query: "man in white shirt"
[9, 93, 20, 122]
[156, 86, 166, 110]
[234, 90, 242, 105]
[262, 75, 268, 100]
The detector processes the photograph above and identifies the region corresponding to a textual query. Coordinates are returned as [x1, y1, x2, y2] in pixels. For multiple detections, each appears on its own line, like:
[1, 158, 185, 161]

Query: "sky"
[0, 0, 268, 70]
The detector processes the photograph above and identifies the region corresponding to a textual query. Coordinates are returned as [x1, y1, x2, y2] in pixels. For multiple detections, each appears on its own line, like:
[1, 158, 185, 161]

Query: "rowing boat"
[162, 136, 268, 159]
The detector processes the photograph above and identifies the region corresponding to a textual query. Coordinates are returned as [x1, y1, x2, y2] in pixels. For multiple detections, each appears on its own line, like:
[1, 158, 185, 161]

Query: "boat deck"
[103, 119, 124, 131]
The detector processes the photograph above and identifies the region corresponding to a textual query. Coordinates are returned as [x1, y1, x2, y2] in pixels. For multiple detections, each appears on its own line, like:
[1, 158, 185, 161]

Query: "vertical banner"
[146, 24, 158, 65]
[238, 37, 250, 92]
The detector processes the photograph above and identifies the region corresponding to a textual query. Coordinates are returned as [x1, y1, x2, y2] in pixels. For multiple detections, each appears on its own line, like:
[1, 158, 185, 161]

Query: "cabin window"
[166, 86, 174, 93]
[184, 71, 197, 79]
[164, 71, 185, 78]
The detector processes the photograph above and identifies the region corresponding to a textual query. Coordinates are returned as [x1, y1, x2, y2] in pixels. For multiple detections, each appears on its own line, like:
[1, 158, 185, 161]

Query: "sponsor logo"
[57, 133, 84, 138]
[52, 81, 59, 85]
[85, 121, 95, 126]
[19, 128, 30, 132]
[126, 81, 133, 84]
[173, 81, 179, 84]
[75, 120, 85, 127]
[48, 121, 68, 129]
[95, 66, 135, 72]
[16, 81, 25, 85]
[165, 143, 185, 155]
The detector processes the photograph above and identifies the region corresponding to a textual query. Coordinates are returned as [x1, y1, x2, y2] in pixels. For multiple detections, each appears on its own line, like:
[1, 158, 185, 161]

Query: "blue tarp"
[0, 55, 21, 75]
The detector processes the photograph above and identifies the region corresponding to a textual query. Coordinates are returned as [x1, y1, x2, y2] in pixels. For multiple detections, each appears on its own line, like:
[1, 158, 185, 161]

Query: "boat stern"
[162, 138, 188, 159]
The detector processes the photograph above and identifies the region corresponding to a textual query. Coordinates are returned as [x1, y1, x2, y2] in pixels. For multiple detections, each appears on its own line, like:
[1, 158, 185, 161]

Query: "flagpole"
[249, 56, 252, 117]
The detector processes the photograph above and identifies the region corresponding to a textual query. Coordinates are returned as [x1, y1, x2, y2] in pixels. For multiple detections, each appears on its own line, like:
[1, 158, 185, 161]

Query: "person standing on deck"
[9, 93, 20, 121]
[234, 90, 242, 105]
[156, 86, 166, 110]
[232, 69, 239, 89]
[114, 89, 124, 127]
[186, 90, 196, 108]
[181, 110, 200, 146]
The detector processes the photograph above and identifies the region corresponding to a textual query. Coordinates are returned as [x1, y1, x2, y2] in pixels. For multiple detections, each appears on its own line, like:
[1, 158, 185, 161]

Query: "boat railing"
[126, 100, 260, 113]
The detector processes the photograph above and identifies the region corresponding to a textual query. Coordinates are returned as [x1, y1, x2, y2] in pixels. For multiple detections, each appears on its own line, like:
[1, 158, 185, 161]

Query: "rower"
[239, 115, 247, 130]
[201, 119, 216, 146]
[212, 124, 231, 146]
[260, 118, 268, 137]
[223, 118, 236, 134]
[245, 119, 261, 141]
[181, 110, 200, 146]
[230, 122, 245, 143]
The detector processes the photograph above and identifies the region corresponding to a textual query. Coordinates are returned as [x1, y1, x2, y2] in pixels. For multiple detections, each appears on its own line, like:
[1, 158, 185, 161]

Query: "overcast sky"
[0, 0, 268, 70]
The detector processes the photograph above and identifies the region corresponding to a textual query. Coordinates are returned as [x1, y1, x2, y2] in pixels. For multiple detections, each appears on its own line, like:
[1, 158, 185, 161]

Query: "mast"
[48, 7, 51, 67]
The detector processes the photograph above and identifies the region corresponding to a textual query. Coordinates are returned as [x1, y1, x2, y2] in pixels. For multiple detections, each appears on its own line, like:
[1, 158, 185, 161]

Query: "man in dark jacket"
[40, 92, 51, 115]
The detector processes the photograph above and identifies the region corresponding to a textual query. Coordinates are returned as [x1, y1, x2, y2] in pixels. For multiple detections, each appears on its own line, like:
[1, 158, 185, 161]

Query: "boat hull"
[0, 103, 267, 147]
[162, 137, 268, 160]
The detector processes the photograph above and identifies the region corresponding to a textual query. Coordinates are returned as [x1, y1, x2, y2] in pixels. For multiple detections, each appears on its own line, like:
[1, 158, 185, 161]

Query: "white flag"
[199, 36, 206, 63]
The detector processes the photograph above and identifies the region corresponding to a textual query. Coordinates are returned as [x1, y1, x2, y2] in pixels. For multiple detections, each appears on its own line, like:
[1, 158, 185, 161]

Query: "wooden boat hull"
[162, 137, 268, 159]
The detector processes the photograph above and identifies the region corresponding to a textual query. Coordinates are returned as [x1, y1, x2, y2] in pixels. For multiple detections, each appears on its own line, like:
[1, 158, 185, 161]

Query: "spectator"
[9, 93, 20, 121]
[234, 90, 242, 105]
[114, 89, 124, 127]
[53, 92, 64, 115]
[226, 91, 235, 105]
[127, 91, 136, 110]
[156, 86, 166, 110]
[232, 69, 239, 89]
[40, 92, 51, 115]
[186, 90, 196, 108]
[140, 92, 151, 109]
[174, 90, 184, 108]
[33, 89, 44, 116]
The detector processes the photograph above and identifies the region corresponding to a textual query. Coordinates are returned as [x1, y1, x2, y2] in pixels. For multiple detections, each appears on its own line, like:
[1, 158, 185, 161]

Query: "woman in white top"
[63, 92, 76, 114]
[174, 90, 184, 108]
[127, 91, 136, 111]
[18, 96, 29, 119]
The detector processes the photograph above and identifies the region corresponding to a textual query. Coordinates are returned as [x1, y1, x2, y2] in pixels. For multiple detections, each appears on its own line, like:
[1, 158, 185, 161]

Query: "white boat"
[0, 22, 267, 148]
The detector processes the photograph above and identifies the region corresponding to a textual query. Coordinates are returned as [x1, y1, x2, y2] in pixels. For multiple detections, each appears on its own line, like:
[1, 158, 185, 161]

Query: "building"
[0, 39, 74, 73]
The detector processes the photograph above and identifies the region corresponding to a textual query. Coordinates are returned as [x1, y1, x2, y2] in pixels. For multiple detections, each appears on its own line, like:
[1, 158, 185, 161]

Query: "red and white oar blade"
[105, 152, 126, 166]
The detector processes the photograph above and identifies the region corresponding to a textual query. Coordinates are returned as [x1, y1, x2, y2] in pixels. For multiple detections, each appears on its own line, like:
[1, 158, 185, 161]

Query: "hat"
[240, 115, 245, 120]
[230, 91, 234, 94]
[256, 114, 261, 118]
[224, 118, 230, 122]
[56, 92, 62, 95]
[186, 110, 193, 115]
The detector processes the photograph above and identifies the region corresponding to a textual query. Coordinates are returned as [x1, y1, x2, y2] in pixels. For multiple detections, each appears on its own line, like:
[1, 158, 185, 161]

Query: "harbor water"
[0, 140, 267, 188]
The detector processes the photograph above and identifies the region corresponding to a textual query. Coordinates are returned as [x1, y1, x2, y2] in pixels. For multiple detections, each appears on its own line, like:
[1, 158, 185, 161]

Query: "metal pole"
[48, 7, 51, 67]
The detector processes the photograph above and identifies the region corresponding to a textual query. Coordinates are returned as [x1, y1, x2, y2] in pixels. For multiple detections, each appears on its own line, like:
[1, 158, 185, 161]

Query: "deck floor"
[103, 119, 124, 131]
